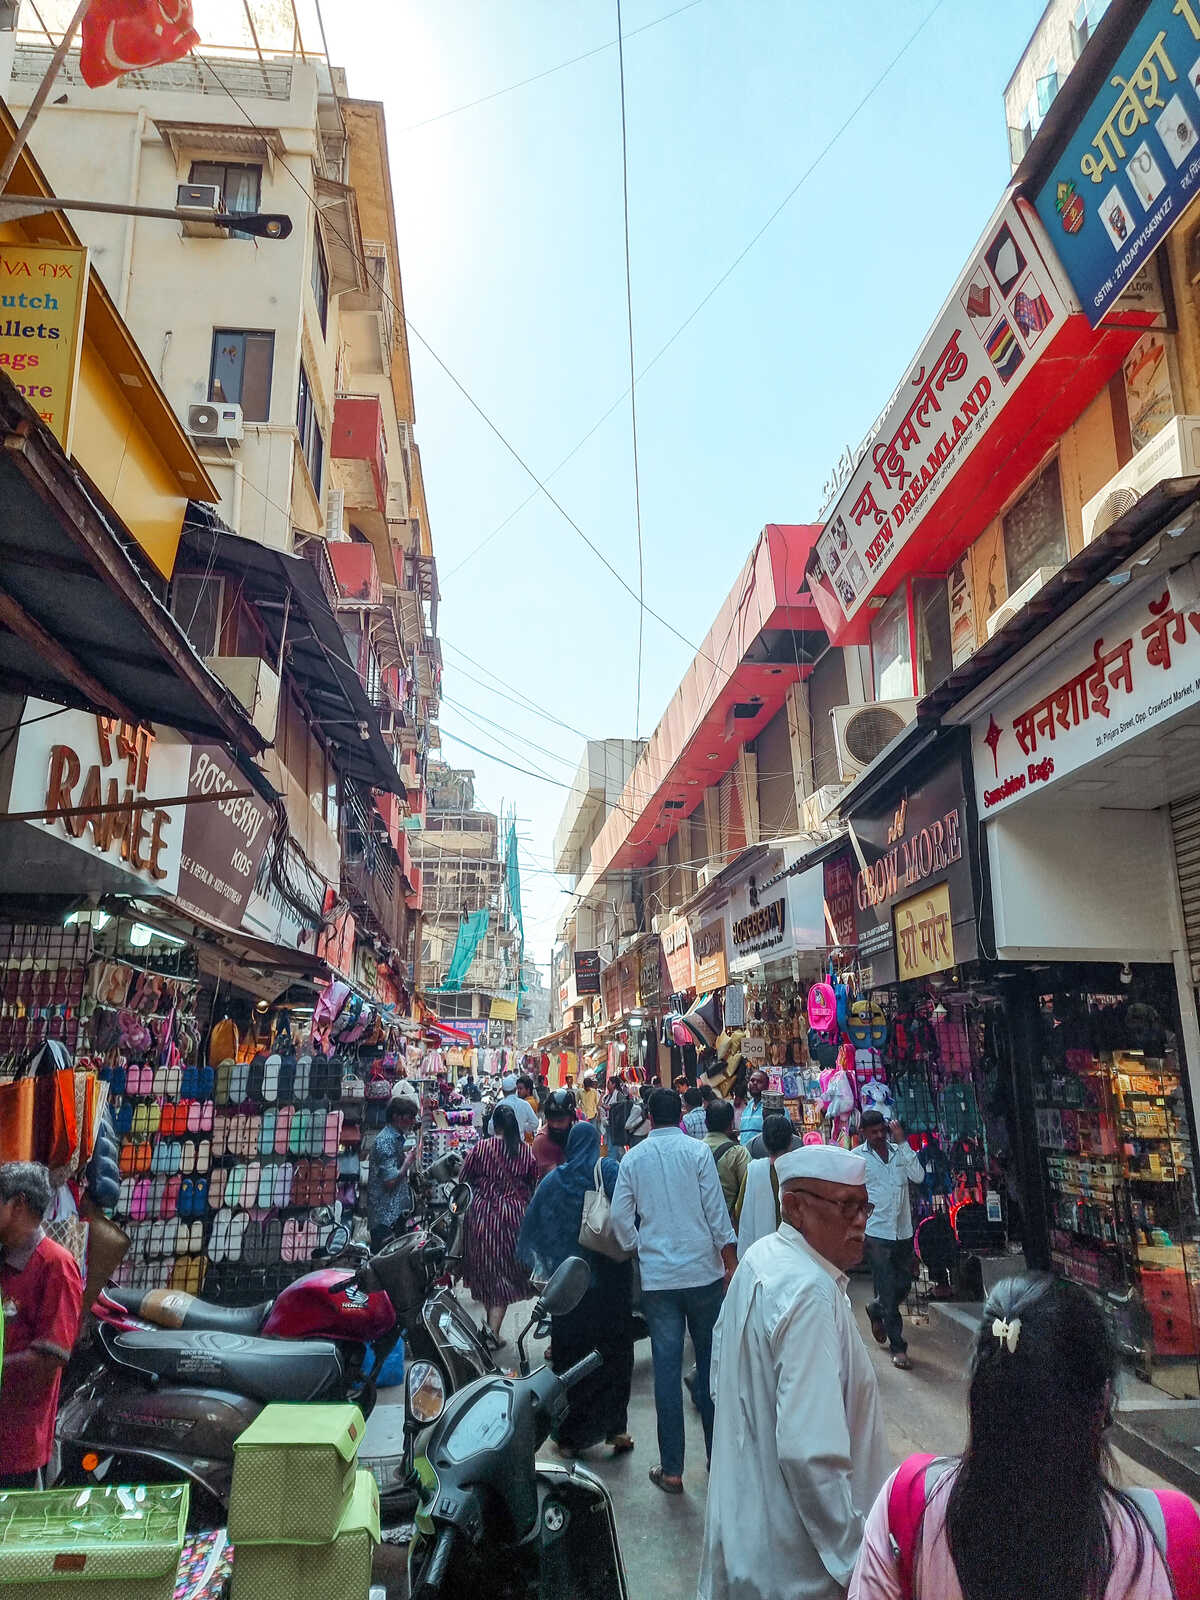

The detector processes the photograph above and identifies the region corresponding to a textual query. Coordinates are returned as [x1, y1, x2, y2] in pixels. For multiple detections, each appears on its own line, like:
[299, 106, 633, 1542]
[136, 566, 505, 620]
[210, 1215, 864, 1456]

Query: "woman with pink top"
[849, 1273, 1200, 1600]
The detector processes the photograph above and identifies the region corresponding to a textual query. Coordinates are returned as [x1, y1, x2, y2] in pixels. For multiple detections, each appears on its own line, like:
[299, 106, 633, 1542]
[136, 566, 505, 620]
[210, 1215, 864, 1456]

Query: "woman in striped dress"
[459, 1104, 537, 1345]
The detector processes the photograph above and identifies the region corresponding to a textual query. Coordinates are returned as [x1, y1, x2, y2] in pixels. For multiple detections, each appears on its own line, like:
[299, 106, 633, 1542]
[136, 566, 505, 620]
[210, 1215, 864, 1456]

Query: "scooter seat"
[105, 1286, 273, 1336]
[100, 1326, 345, 1404]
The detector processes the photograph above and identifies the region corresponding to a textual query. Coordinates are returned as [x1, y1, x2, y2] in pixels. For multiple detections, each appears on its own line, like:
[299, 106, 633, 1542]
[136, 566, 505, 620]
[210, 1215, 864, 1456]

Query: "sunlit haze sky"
[320, 0, 1050, 970]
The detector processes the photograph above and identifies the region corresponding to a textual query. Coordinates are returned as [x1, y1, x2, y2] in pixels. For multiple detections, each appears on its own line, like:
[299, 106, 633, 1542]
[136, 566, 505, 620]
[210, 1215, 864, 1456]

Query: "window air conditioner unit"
[831, 700, 917, 784]
[176, 183, 227, 238]
[205, 654, 280, 742]
[188, 402, 244, 443]
[802, 783, 846, 833]
[1081, 415, 1200, 546]
[696, 863, 716, 890]
[617, 901, 637, 935]
[986, 567, 1059, 638]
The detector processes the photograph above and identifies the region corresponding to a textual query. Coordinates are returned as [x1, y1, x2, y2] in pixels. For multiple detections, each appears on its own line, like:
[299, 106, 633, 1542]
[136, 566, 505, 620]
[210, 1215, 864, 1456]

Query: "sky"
[321, 0, 1051, 972]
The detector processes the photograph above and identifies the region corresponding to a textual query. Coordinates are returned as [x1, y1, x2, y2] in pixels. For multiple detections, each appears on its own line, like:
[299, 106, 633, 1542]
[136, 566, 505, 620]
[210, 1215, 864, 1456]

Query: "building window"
[912, 576, 953, 696]
[170, 572, 223, 657]
[1072, 0, 1111, 56]
[310, 224, 329, 335]
[297, 363, 324, 494]
[209, 329, 273, 421]
[1003, 459, 1068, 593]
[870, 587, 913, 700]
[1036, 60, 1059, 118]
[188, 160, 262, 238]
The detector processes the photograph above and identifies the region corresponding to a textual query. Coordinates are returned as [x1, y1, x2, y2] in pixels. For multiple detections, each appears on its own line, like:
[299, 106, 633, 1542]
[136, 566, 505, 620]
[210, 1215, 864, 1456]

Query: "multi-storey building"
[0, 16, 438, 990]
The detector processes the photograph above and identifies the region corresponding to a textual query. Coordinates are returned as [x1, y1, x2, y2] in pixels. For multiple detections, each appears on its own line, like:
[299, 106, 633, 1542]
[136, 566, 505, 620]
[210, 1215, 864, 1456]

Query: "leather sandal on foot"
[649, 1466, 683, 1495]
[608, 1434, 634, 1454]
[892, 1351, 913, 1370]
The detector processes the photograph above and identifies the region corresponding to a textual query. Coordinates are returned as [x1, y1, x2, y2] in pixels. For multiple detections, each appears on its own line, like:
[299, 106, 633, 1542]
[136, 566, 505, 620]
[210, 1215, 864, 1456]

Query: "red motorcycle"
[56, 1186, 494, 1525]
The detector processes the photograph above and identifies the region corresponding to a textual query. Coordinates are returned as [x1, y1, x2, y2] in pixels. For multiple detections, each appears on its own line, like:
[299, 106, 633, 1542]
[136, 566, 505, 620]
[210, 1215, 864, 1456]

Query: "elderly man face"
[780, 1176, 872, 1273]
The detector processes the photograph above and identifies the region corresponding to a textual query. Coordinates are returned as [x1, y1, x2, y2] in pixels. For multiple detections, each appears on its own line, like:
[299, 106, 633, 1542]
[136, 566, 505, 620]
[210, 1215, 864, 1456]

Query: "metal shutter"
[1171, 795, 1200, 983]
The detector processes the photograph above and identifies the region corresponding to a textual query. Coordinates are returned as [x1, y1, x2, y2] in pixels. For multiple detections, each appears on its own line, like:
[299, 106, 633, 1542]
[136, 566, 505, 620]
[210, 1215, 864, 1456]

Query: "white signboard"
[811, 199, 1068, 629]
[971, 579, 1200, 817]
[10, 698, 190, 890]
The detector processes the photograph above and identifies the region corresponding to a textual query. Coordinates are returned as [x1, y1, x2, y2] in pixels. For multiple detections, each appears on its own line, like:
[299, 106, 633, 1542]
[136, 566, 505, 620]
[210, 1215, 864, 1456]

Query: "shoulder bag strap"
[888, 1454, 937, 1600]
[1126, 1489, 1200, 1600]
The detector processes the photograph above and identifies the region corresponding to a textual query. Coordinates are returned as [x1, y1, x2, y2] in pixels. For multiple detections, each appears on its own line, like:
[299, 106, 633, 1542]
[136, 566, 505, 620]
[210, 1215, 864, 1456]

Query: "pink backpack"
[889, 1454, 1200, 1600]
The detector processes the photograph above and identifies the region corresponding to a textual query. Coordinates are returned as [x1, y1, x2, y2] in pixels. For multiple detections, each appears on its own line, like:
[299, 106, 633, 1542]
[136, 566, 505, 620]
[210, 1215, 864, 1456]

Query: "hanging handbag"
[579, 1156, 633, 1262]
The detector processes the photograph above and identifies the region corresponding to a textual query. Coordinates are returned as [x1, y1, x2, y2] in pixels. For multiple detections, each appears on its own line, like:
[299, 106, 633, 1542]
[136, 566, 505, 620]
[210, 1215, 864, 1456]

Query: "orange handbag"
[0, 1075, 35, 1164]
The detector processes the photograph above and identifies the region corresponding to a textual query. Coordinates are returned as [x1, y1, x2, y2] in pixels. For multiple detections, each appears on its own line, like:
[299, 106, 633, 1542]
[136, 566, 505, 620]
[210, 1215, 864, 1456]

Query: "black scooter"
[405, 1256, 629, 1600]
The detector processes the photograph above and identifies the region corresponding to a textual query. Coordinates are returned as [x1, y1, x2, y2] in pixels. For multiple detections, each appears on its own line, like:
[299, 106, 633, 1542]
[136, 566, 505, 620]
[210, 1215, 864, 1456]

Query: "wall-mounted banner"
[693, 917, 729, 991]
[0, 242, 88, 452]
[1034, 0, 1200, 323]
[574, 949, 601, 995]
[661, 918, 695, 993]
[806, 199, 1067, 634]
[176, 746, 271, 929]
[972, 576, 1200, 816]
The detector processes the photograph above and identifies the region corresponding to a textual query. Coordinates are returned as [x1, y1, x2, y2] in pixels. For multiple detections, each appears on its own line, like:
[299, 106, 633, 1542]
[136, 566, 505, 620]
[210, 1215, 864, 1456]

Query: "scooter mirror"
[447, 1181, 472, 1217]
[405, 1359, 446, 1427]
[537, 1255, 591, 1319]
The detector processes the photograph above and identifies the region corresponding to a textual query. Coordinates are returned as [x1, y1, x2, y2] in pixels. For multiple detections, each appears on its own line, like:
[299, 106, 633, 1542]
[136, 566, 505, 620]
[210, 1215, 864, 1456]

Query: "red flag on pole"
[79, 0, 199, 88]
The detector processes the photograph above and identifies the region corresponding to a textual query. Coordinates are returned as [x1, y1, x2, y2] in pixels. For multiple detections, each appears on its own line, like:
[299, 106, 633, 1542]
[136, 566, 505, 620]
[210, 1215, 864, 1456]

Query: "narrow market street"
[373, 1280, 1176, 1600]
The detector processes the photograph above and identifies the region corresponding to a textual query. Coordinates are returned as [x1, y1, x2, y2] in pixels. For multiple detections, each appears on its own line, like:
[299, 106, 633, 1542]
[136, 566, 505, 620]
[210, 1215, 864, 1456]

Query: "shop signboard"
[456, 1018, 489, 1044]
[849, 744, 979, 986]
[490, 995, 517, 1022]
[895, 882, 956, 981]
[8, 697, 190, 892]
[807, 199, 1068, 637]
[175, 745, 271, 929]
[574, 949, 601, 995]
[1032, 0, 1200, 324]
[0, 242, 88, 451]
[661, 917, 695, 992]
[971, 577, 1200, 818]
[693, 917, 729, 991]
[637, 938, 663, 1010]
[823, 850, 858, 948]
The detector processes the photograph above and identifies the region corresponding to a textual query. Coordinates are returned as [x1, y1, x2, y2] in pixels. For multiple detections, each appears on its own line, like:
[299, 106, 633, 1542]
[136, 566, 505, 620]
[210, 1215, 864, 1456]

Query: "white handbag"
[579, 1157, 633, 1261]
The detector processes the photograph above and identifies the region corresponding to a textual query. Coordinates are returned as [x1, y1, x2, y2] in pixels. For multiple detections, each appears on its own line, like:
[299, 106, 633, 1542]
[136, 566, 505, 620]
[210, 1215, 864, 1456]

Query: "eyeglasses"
[792, 1187, 874, 1222]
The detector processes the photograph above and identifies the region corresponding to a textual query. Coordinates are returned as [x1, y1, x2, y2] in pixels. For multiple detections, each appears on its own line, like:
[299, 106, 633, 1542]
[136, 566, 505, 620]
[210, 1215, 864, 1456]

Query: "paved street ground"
[373, 1278, 1173, 1598]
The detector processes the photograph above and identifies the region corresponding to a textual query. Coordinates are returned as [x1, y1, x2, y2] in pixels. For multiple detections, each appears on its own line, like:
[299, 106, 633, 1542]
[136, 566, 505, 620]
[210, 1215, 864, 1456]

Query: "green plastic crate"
[228, 1403, 364, 1546]
[230, 1470, 380, 1600]
[0, 1483, 188, 1600]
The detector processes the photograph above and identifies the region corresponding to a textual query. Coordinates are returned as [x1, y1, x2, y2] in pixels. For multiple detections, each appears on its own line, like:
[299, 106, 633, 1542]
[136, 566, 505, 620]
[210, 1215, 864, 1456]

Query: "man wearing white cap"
[698, 1144, 889, 1600]
[497, 1074, 538, 1143]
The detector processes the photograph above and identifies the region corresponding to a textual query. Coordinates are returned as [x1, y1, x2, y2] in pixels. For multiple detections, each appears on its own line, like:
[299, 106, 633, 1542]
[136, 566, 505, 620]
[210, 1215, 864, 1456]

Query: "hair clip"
[992, 1316, 1021, 1354]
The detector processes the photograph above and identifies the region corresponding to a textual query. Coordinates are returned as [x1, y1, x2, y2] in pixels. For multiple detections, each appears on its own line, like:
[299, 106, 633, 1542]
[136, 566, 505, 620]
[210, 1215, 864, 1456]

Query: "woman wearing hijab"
[518, 1121, 635, 1457]
[459, 1103, 537, 1348]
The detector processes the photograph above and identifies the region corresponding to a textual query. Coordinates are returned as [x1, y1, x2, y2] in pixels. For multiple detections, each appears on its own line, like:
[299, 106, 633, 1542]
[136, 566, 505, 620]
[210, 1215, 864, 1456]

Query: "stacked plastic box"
[228, 1403, 380, 1600]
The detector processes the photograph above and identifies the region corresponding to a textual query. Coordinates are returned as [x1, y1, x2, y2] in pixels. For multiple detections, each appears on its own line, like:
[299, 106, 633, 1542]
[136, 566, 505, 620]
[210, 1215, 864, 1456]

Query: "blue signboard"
[1034, 0, 1200, 322]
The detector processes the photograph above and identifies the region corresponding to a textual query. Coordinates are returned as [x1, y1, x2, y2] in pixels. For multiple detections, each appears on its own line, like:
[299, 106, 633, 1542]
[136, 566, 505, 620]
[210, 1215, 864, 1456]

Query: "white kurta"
[698, 1224, 890, 1600]
[736, 1158, 778, 1259]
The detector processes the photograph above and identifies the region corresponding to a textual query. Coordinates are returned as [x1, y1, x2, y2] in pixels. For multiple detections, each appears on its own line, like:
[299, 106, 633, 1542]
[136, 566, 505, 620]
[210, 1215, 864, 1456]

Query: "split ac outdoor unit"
[985, 566, 1059, 638]
[802, 783, 846, 833]
[188, 402, 244, 442]
[176, 182, 227, 238]
[1081, 414, 1200, 546]
[831, 699, 917, 784]
[205, 654, 280, 742]
[617, 901, 637, 935]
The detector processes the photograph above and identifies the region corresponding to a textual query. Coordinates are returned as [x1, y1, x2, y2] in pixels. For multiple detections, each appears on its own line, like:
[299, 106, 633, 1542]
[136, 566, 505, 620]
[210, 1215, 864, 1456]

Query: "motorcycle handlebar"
[556, 1350, 602, 1389]
[418, 1525, 456, 1596]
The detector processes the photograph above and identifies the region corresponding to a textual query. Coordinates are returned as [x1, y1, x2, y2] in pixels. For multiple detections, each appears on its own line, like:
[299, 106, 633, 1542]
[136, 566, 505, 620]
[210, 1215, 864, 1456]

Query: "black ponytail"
[945, 1273, 1148, 1600]
[491, 1103, 522, 1163]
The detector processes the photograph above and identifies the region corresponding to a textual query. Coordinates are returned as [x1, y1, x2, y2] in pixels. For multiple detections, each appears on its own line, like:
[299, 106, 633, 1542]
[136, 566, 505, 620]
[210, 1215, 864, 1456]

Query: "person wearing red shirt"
[0, 1162, 83, 1487]
[532, 1089, 576, 1184]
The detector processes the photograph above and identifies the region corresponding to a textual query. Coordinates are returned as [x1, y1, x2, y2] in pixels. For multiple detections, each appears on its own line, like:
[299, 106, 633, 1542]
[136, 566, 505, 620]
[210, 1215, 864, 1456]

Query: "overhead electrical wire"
[442, 0, 950, 591]
[403, 0, 706, 131]
[615, 0, 646, 741]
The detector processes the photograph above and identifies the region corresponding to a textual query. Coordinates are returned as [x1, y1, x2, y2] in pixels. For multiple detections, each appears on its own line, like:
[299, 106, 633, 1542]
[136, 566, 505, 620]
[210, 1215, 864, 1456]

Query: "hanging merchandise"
[807, 980, 837, 1036]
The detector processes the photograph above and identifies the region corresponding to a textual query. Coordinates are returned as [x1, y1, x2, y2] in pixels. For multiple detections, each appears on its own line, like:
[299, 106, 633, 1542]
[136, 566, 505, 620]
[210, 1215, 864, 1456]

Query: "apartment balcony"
[331, 393, 388, 514]
[342, 850, 402, 946]
[326, 540, 383, 608]
[374, 789, 405, 853]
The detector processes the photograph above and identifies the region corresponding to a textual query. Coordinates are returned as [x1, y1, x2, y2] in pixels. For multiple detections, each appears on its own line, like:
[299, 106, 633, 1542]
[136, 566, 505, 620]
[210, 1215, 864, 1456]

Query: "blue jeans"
[640, 1277, 724, 1478]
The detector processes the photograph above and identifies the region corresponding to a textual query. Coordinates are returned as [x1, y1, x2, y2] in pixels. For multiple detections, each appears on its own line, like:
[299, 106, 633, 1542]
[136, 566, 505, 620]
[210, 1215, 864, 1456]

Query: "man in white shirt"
[611, 1087, 737, 1494]
[699, 1145, 888, 1600]
[496, 1074, 539, 1143]
[858, 1109, 925, 1370]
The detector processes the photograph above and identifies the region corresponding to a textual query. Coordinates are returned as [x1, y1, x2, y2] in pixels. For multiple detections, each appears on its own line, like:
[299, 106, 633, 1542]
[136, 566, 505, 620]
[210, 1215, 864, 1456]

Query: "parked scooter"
[405, 1256, 629, 1600]
[56, 1185, 493, 1524]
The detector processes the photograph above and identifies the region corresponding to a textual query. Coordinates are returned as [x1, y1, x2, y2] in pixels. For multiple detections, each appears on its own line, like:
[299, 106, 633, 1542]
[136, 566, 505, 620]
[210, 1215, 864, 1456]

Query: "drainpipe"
[117, 108, 147, 320]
